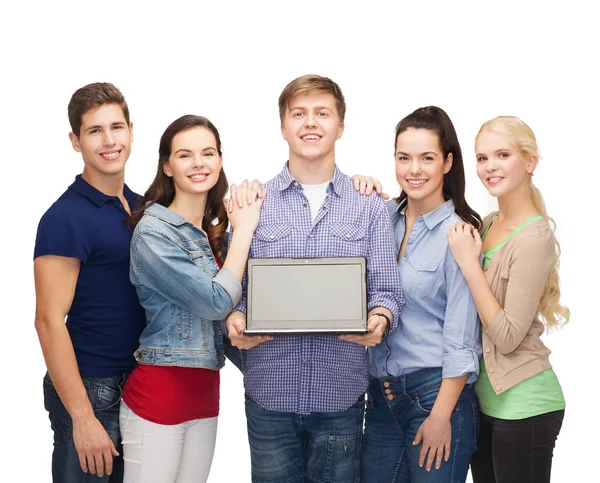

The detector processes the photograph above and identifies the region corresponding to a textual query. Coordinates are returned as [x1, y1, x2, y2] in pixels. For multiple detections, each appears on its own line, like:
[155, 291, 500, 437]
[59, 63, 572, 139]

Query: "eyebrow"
[174, 147, 217, 154]
[395, 151, 437, 156]
[85, 122, 127, 132]
[289, 106, 333, 111]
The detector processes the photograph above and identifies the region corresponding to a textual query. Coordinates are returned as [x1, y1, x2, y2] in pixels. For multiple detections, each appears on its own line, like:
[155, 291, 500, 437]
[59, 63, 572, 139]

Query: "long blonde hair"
[477, 116, 570, 331]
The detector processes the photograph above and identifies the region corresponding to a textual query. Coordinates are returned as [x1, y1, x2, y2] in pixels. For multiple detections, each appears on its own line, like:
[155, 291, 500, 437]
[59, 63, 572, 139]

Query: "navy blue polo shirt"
[34, 175, 146, 377]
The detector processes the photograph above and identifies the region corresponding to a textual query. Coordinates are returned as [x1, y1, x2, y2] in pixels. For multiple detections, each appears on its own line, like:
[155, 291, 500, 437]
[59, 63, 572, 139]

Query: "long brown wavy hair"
[128, 115, 229, 262]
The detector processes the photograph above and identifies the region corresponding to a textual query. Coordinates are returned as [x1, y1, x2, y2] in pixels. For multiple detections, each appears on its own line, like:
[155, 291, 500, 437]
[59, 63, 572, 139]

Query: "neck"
[82, 168, 125, 198]
[288, 154, 335, 185]
[497, 183, 538, 224]
[168, 192, 208, 229]
[405, 193, 445, 220]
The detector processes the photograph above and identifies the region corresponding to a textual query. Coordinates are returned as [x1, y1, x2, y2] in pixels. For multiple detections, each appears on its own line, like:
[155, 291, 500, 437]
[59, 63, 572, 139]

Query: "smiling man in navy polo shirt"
[34, 83, 145, 482]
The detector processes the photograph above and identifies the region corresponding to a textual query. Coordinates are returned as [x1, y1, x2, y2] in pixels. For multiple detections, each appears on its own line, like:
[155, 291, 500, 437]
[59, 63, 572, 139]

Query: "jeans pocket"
[43, 374, 71, 444]
[325, 431, 361, 483]
[83, 378, 122, 413]
[412, 384, 441, 414]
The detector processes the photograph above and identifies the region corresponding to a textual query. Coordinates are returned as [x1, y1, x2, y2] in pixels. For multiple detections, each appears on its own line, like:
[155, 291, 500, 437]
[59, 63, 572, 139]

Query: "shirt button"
[308, 234, 314, 238]
[484, 347, 491, 353]
[488, 367, 495, 373]
[382, 367, 386, 372]
[495, 385, 502, 391]
[417, 265, 421, 269]
[346, 234, 351, 239]
[269, 235, 274, 239]
[303, 203, 308, 207]
[322, 206, 327, 210]
[483, 267, 488, 272]
[294, 182, 299, 187]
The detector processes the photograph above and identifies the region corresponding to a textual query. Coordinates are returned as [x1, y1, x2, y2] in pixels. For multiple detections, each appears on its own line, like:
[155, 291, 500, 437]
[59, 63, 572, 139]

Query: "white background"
[1, 1, 597, 481]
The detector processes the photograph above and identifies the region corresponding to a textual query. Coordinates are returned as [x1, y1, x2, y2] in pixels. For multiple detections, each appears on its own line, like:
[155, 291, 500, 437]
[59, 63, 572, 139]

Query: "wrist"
[372, 312, 391, 339]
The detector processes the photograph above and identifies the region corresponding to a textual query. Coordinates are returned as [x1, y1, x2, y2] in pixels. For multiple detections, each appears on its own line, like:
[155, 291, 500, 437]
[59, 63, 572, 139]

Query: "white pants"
[120, 401, 218, 483]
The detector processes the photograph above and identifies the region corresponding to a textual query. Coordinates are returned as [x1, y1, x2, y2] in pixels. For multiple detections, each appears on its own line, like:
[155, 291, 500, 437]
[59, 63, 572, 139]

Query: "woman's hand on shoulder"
[225, 180, 267, 233]
[447, 222, 482, 269]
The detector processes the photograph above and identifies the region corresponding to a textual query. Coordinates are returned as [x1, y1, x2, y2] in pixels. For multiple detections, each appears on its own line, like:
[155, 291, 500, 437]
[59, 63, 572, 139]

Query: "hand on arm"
[350, 174, 389, 199]
[413, 375, 468, 471]
[34, 256, 118, 477]
[226, 179, 263, 212]
[447, 222, 500, 328]
[338, 308, 391, 346]
[225, 311, 273, 349]
[223, 183, 268, 281]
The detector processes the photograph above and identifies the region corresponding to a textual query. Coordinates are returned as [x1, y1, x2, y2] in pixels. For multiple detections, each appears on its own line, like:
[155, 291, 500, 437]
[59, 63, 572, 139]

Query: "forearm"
[430, 374, 468, 419]
[35, 314, 93, 424]
[460, 263, 501, 329]
[222, 227, 254, 281]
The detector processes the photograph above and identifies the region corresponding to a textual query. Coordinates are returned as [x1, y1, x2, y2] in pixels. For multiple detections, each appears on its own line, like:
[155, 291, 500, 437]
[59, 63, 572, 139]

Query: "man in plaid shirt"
[226, 74, 404, 483]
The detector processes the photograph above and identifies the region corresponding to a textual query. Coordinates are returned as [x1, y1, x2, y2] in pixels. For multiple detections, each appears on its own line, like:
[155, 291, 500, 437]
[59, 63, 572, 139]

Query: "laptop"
[245, 257, 368, 335]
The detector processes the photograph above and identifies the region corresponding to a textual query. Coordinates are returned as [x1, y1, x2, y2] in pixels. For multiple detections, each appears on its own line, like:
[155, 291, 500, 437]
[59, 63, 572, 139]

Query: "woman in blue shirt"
[360, 106, 482, 483]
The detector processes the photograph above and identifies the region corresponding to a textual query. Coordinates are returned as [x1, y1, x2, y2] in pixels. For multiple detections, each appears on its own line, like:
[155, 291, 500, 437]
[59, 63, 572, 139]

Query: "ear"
[336, 122, 345, 140]
[444, 152, 453, 174]
[526, 155, 539, 174]
[280, 123, 287, 141]
[163, 162, 173, 177]
[129, 122, 134, 143]
[69, 132, 81, 153]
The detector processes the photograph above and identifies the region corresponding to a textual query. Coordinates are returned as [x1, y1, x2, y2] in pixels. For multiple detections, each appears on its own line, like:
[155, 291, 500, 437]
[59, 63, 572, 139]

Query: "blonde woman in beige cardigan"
[447, 116, 569, 483]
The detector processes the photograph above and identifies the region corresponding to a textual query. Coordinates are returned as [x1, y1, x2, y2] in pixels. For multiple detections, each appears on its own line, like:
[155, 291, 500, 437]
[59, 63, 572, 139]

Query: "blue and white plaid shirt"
[234, 163, 404, 414]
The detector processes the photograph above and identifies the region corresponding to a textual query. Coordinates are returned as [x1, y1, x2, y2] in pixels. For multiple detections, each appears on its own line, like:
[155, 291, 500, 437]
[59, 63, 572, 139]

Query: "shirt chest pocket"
[406, 257, 442, 300]
[329, 223, 367, 256]
[177, 240, 212, 273]
[253, 224, 293, 258]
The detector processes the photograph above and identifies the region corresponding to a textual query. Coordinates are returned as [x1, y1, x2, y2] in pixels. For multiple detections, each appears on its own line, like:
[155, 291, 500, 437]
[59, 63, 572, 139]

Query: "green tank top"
[476, 214, 565, 419]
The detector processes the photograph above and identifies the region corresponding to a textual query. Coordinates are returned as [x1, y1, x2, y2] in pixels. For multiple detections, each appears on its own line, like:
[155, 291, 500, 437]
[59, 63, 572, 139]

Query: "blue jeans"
[361, 368, 479, 483]
[245, 394, 365, 483]
[43, 372, 128, 483]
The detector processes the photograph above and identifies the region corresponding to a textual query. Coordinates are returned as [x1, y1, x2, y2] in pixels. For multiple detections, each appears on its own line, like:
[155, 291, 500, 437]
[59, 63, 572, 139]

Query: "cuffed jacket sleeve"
[131, 230, 241, 320]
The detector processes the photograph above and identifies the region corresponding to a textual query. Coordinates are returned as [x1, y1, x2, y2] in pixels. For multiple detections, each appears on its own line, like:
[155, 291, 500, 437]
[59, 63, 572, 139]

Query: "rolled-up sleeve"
[132, 230, 241, 320]
[442, 256, 482, 383]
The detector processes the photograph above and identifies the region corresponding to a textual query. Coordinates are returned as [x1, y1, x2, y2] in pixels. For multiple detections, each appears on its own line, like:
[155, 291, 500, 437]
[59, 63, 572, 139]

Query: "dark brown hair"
[278, 74, 346, 123]
[68, 82, 130, 137]
[394, 106, 481, 228]
[129, 115, 229, 262]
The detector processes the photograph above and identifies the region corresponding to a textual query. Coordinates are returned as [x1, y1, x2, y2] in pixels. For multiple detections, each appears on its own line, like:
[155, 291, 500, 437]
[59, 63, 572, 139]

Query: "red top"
[122, 255, 224, 425]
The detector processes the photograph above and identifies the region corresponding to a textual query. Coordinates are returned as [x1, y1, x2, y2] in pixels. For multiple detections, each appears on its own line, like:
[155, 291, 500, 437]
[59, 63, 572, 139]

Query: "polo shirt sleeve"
[34, 202, 93, 262]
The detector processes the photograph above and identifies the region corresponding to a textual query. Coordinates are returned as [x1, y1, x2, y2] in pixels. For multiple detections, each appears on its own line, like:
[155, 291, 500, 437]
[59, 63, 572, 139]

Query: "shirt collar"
[275, 162, 344, 197]
[68, 174, 138, 209]
[395, 198, 456, 230]
[143, 202, 188, 226]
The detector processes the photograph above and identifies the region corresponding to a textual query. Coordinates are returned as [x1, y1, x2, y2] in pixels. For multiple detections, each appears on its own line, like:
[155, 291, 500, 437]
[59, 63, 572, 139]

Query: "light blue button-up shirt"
[369, 199, 481, 383]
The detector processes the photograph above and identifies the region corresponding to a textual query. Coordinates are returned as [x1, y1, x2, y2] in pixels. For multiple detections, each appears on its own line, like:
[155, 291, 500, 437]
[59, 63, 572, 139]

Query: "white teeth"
[189, 174, 207, 180]
[408, 180, 426, 185]
[101, 152, 119, 159]
[488, 177, 502, 182]
[302, 135, 319, 141]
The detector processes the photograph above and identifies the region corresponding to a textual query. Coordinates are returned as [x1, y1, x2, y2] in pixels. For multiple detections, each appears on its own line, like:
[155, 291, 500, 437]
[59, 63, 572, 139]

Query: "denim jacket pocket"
[407, 257, 441, 299]
[177, 240, 207, 260]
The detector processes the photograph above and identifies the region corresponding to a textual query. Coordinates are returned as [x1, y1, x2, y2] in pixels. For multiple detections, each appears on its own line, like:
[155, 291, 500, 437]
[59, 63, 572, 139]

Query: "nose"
[102, 130, 116, 147]
[192, 154, 203, 168]
[486, 157, 498, 172]
[305, 112, 317, 128]
[409, 158, 422, 175]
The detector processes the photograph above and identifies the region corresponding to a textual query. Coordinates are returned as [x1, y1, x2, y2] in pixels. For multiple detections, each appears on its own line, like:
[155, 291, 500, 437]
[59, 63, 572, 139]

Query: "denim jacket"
[129, 203, 242, 369]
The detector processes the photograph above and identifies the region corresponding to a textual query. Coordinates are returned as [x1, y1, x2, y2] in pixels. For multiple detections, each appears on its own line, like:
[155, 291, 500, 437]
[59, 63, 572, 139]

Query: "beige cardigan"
[480, 212, 556, 395]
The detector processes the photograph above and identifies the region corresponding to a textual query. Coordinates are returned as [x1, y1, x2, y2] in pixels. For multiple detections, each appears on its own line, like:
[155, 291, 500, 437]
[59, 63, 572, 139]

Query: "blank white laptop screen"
[245, 257, 367, 334]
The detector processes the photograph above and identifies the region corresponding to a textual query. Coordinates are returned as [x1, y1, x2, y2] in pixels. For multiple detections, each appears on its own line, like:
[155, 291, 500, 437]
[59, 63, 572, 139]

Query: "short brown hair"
[278, 75, 346, 123]
[68, 82, 130, 137]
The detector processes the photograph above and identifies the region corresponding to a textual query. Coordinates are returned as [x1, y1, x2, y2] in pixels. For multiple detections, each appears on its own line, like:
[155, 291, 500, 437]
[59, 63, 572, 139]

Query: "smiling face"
[69, 103, 133, 178]
[163, 127, 222, 199]
[280, 92, 344, 165]
[475, 129, 537, 199]
[395, 128, 452, 213]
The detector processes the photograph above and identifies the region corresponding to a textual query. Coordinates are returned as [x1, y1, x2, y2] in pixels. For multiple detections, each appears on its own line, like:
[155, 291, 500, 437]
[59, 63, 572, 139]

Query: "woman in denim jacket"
[119, 115, 269, 483]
